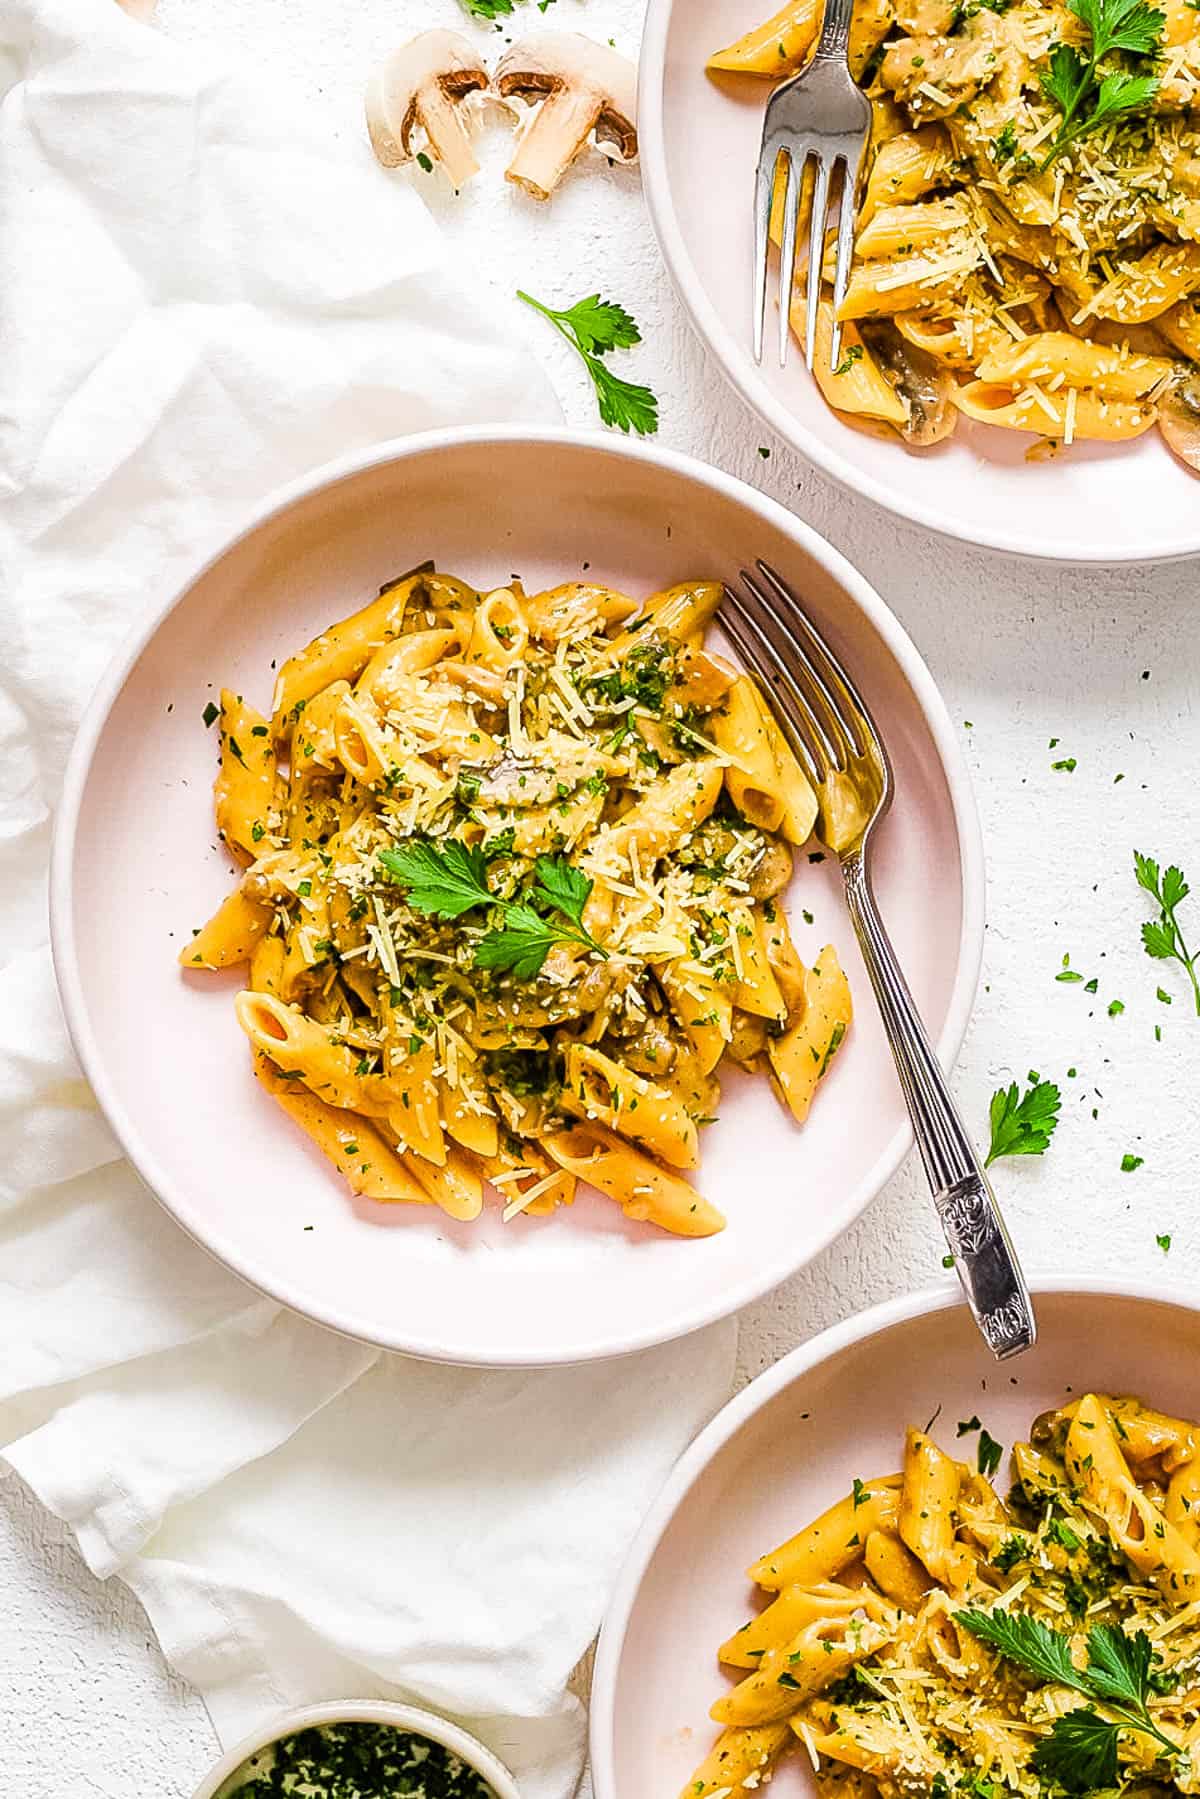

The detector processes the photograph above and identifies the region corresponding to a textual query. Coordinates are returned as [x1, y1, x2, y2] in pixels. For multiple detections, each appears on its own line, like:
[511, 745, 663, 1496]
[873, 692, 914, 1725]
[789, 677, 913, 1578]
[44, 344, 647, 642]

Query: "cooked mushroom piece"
[859, 321, 957, 446]
[1158, 368, 1200, 474]
[495, 33, 638, 201]
[366, 30, 489, 189]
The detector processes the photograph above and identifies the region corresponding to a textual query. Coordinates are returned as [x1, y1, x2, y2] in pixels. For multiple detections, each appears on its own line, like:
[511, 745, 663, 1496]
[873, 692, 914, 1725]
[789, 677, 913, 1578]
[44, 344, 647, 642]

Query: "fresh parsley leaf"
[1135, 850, 1200, 1014]
[960, 1610, 1179, 1776]
[1031, 1709, 1120, 1792]
[1089, 66, 1160, 124]
[378, 838, 492, 918]
[517, 288, 659, 436]
[586, 354, 660, 436]
[1084, 1625, 1154, 1711]
[380, 837, 604, 979]
[459, 0, 557, 15]
[550, 293, 642, 356]
[985, 1077, 1061, 1165]
[1040, 42, 1090, 115]
[531, 854, 592, 928]
[959, 1608, 1085, 1689]
[1074, 0, 1164, 60]
[1038, 0, 1163, 166]
[473, 905, 565, 980]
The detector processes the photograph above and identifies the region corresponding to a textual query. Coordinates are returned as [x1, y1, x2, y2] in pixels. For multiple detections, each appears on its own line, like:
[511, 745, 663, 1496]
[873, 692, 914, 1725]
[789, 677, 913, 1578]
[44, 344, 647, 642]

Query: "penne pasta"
[185, 566, 844, 1239]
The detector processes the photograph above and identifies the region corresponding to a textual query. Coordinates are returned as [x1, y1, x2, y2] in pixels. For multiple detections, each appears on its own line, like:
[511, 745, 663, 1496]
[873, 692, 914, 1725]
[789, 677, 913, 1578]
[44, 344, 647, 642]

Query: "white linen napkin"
[0, 3, 738, 1793]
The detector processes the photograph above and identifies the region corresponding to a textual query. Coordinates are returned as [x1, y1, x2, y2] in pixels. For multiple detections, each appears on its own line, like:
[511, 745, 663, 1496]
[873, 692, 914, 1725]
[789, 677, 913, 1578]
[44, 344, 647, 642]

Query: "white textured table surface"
[6, 0, 1199, 1791]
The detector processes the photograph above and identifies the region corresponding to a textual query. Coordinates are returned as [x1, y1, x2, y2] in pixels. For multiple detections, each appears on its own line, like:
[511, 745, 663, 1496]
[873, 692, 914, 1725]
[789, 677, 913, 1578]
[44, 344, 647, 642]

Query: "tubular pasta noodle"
[542, 1121, 725, 1237]
[214, 690, 277, 863]
[253, 1051, 431, 1206]
[182, 888, 273, 970]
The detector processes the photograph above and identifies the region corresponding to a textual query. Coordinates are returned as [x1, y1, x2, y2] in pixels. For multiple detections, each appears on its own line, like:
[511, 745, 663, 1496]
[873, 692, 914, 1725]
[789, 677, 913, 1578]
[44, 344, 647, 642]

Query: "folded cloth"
[0, 3, 738, 1793]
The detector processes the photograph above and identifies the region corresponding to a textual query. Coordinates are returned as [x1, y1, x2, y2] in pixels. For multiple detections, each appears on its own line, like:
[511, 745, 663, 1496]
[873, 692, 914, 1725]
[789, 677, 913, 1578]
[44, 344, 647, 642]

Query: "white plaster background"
[4, 0, 1199, 1790]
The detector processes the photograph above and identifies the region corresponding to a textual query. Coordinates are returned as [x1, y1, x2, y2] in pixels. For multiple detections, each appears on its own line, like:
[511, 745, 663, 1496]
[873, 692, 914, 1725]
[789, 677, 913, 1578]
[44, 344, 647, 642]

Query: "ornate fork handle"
[812, 0, 857, 57]
[842, 851, 1037, 1360]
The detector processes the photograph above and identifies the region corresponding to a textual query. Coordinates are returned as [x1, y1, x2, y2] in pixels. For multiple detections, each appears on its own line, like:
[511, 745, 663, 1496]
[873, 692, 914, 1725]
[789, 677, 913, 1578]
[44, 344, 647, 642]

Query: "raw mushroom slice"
[859, 320, 958, 446]
[1158, 368, 1200, 474]
[366, 30, 489, 190]
[495, 33, 638, 201]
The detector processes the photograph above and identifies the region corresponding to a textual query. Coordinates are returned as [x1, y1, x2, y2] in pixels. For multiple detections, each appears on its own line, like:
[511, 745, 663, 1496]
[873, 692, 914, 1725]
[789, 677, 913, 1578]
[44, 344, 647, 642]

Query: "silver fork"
[753, 0, 872, 371]
[721, 562, 1037, 1362]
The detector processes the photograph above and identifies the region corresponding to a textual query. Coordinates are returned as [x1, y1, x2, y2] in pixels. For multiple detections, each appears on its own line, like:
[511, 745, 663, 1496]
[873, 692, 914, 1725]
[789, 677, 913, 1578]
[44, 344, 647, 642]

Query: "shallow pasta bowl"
[590, 1280, 1200, 1797]
[50, 427, 982, 1367]
[639, 0, 1200, 563]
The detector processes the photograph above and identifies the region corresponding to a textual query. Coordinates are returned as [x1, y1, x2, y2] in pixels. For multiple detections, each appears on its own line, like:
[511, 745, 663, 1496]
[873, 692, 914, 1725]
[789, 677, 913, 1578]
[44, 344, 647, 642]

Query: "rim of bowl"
[588, 1273, 1200, 1796]
[637, 2, 1200, 566]
[189, 1699, 520, 1799]
[49, 425, 985, 1367]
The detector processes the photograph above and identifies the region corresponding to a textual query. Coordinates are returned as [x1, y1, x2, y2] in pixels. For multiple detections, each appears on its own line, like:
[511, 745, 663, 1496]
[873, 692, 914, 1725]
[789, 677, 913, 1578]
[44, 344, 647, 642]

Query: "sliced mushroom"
[366, 30, 489, 190]
[859, 320, 958, 446]
[1158, 368, 1200, 475]
[495, 33, 638, 201]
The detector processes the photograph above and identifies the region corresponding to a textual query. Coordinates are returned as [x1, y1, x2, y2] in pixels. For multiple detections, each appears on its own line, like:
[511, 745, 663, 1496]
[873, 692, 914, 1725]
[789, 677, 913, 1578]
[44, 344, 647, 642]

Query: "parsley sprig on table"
[459, 0, 556, 19]
[518, 289, 660, 436]
[378, 839, 606, 979]
[1135, 851, 1200, 1014]
[985, 1073, 1061, 1165]
[1038, 0, 1164, 167]
[959, 1610, 1178, 1791]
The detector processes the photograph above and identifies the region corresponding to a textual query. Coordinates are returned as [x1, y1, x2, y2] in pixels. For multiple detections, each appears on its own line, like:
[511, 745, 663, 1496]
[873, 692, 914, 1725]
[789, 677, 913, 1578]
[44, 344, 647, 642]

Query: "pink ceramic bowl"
[639, 0, 1200, 562]
[590, 1279, 1200, 1796]
[50, 428, 982, 1367]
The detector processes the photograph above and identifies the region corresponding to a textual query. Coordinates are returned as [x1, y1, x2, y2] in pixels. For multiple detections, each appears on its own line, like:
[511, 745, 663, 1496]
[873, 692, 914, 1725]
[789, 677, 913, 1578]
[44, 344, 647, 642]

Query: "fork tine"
[804, 156, 831, 371]
[720, 585, 829, 786]
[827, 158, 858, 375]
[753, 144, 780, 365]
[777, 149, 801, 370]
[736, 570, 854, 771]
[755, 559, 887, 762]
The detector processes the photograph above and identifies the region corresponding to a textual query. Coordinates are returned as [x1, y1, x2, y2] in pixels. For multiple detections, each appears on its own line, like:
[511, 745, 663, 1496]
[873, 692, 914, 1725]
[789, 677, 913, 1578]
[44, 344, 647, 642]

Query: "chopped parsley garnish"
[1135, 851, 1200, 1015]
[985, 1075, 1061, 1165]
[977, 1428, 1003, 1478]
[231, 1720, 496, 1798]
[202, 700, 219, 728]
[517, 289, 659, 436]
[1121, 1151, 1144, 1171]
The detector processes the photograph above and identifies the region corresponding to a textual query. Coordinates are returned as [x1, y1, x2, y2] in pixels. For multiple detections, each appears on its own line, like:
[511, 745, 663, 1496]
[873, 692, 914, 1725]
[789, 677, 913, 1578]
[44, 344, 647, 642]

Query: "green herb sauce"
[221, 1722, 498, 1799]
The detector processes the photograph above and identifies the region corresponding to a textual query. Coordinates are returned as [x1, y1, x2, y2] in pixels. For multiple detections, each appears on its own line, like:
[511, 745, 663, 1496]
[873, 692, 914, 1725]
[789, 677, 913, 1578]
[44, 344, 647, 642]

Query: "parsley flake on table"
[1038, 0, 1165, 167]
[1121, 1152, 1144, 1171]
[1135, 851, 1200, 1014]
[1157, 1231, 1172, 1252]
[985, 1074, 1061, 1166]
[517, 289, 659, 435]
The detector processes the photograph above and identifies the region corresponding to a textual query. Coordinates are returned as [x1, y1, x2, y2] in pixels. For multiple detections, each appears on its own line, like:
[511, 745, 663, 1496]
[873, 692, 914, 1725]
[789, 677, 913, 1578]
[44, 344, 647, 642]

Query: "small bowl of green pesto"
[192, 1701, 519, 1799]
